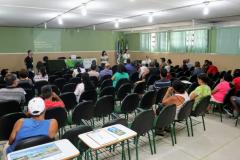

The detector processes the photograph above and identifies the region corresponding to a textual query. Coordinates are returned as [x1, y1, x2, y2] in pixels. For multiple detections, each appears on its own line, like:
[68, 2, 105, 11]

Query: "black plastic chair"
[63, 74, 73, 82]
[0, 112, 26, 140]
[154, 104, 176, 147]
[99, 75, 112, 85]
[116, 83, 132, 102]
[48, 75, 58, 84]
[133, 81, 146, 95]
[230, 96, 240, 126]
[50, 84, 61, 95]
[35, 80, 48, 95]
[69, 77, 82, 84]
[130, 110, 155, 159]
[18, 82, 35, 105]
[54, 78, 66, 91]
[155, 87, 168, 105]
[112, 65, 118, 75]
[14, 136, 54, 151]
[94, 95, 114, 124]
[130, 72, 139, 83]
[79, 90, 97, 104]
[72, 101, 95, 125]
[99, 86, 115, 97]
[146, 75, 159, 87]
[100, 79, 113, 91]
[0, 100, 22, 117]
[115, 78, 131, 92]
[190, 96, 211, 135]
[139, 90, 157, 110]
[102, 118, 128, 128]
[60, 92, 77, 112]
[61, 83, 76, 93]
[90, 76, 99, 87]
[187, 82, 198, 94]
[62, 125, 93, 158]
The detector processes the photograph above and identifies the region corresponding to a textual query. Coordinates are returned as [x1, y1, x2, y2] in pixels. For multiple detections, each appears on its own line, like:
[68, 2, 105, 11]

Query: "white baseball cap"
[28, 97, 45, 116]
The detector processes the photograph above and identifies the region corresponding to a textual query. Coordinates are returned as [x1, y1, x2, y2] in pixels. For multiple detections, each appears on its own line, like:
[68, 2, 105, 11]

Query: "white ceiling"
[0, 0, 240, 30]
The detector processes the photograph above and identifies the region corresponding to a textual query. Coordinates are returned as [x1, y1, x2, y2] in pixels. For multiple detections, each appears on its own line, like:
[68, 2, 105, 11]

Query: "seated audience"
[157, 80, 189, 118]
[149, 62, 159, 76]
[3, 97, 58, 158]
[160, 57, 167, 69]
[186, 59, 194, 69]
[207, 61, 219, 76]
[210, 73, 231, 104]
[125, 59, 136, 76]
[182, 59, 189, 72]
[18, 69, 33, 86]
[202, 59, 210, 73]
[0, 69, 8, 86]
[33, 66, 48, 82]
[72, 63, 86, 77]
[112, 64, 129, 87]
[190, 73, 211, 111]
[165, 59, 172, 73]
[0, 73, 25, 104]
[99, 63, 113, 79]
[138, 62, 150, 80]
[151, 68, 171, 90]
[88, 64, 99, 79]
[232, 75, 240, 94]
[193, 61, 203, 76]
[41, 85, 65, 109]
[145, 56, 152, 65]
[74, 73, 95, 102]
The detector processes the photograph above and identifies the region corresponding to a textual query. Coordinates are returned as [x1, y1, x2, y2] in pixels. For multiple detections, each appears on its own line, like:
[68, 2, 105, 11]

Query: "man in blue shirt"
[125, 59, 136, 76]
[99, 63, 113, 79]
[152, 68, 171, 90]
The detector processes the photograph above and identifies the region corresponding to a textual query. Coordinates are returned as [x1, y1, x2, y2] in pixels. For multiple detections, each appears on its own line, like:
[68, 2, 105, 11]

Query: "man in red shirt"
[207, 61, 219, 76]
[233, 77, 240, 93]
[41, 85, 65, 109]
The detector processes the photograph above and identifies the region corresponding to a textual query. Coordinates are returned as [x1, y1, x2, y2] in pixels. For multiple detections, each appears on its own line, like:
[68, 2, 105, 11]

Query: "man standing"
[24, 50, 33, 71]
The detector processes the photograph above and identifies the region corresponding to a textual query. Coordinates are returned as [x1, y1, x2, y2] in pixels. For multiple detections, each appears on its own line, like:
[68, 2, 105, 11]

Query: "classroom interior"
[0, 0, 240, 160]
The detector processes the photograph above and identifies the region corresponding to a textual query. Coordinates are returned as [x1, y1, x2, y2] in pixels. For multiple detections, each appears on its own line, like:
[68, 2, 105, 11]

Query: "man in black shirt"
[24, 50, 33, 70]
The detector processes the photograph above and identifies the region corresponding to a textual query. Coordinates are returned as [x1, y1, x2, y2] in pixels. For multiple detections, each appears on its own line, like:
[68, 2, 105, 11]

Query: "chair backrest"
[99, 86, 115, 97]
[14, 136, 54, 151]
[155, 104, 176, 129]
[63, 74, 73, 82]
[48, 75, 58, 84]
[230, 96, 240, 110]
[192, 96, 211, 116]
[79, 90, 97, 104]
[116, 83, 132, 101]
[223, 87, 235, 105]
[62, 125, 93, 153]
[187, 82, 198, 94]
[130, 72, 139, 83]
[99, 75, 112, 85]
[50, 84, 61, 95]
[111, 65, 118, 74]
[177, 100, 195, 121]
[45, 107, 67, 128]
[133, 81, 146, 95]
[0, 100, 22, 117]
[18, 81, 33, 89]
[72, 101, 95, 124]
[121, 93, 140, 114]
[146, 75, 159, 87]
[115, 78, 131, 92]
[139, 90, 157, 109]
[94, 95, 114, 117]
[0, 112, 26, 140]
[155, 87, 168, 104]
[69, 77, 81, 84]
[102, 118, 128, 128]
[89, 76, 99, 87]
[35, 80, 48, 95]
[100, 79, 113, 90]
[54, 78, 66, 90]
[59, 92, 77, 111]
[131, 110, 155, 136]
[61, 83, 76, 93]
[18, 82, 35, 105]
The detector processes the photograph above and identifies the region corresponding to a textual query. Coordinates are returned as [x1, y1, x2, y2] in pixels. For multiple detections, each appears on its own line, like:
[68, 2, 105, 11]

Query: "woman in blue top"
[3, 97, 58, 159]
[112, 64, 129, 87]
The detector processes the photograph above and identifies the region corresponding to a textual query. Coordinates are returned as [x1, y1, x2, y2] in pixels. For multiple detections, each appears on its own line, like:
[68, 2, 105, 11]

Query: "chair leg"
[185, 119, 190, 137]
[95, 150, 99, 160]
[135, 137, 139, 160]
[189, 117, 194, 137]
[121, 141, 126, 160]
[173, 122, 177, 144]
[219, 104, 223, 122]
[127, 139, 131, 160]
[170, 125, 175, 146]
[235, 115, 239, 127]
[147, 132, 153, 155]
[152, 130, 156, 154]
[202, 115, 206, 131]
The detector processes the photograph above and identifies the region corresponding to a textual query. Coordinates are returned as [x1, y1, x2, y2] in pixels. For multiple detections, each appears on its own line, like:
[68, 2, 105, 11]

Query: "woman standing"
[100, 51, 109, 67]
[24, 50, 33, 71]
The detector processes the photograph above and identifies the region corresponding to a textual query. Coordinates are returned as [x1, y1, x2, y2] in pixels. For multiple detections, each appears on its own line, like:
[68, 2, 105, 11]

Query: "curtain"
[169, 31, 187, 53]
[140, 33, 150, 52]
[155, 32, 168, 52]
[186, 29, 208, 53]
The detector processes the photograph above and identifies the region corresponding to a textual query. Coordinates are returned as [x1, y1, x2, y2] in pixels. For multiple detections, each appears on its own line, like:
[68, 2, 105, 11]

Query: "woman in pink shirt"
[211, 74, 231, 103]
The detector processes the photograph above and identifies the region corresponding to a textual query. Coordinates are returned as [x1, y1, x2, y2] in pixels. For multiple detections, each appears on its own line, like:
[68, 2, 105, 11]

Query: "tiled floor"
[1, 114, 239, 160]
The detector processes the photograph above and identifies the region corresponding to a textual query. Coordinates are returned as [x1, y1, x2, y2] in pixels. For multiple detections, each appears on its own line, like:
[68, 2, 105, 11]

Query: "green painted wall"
[124, 33, 140, 51]
[0, 27, 122, 53]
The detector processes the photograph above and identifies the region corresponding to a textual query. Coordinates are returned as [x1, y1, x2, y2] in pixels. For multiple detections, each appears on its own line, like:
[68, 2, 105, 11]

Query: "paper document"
[87, 130, 117, 145]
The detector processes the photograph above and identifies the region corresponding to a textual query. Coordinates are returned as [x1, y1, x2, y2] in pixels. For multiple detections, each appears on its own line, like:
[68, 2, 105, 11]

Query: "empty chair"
[94, 95, 114, 124]
[79, 90, 97, 104]
[59, 92, 77, 112]
[100, 79, 113, 90]
[35, 80, 48, 95]
[133, 81, 146, 95]
[115, 78, 131, 92]
[130, 110, 155, 159]
[69, 77, 81, 84]
[99, 75, 112, 85]
[0, 112, 26, 140]
[14, 136, 54, 151]
[154, 105, 176, 146]
[72, 101, 95, 125]
[116, 83, 132, 102]
[48, 75, 58, 84]
[155, 87, 168, 105]
[54, 78, 66, 91]
[139, 90, 157, 110]
[99, 86, 115, 97]
[61, 83, 76, 93]
[190, 96, 211, 135]
[0, 100, 22, 117]
[63, 74, 72, 82]
[62, 125, 93, 158]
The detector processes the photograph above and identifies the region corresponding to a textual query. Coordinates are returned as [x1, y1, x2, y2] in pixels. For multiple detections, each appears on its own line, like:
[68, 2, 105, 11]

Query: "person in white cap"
[2, 97, 58, 159]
